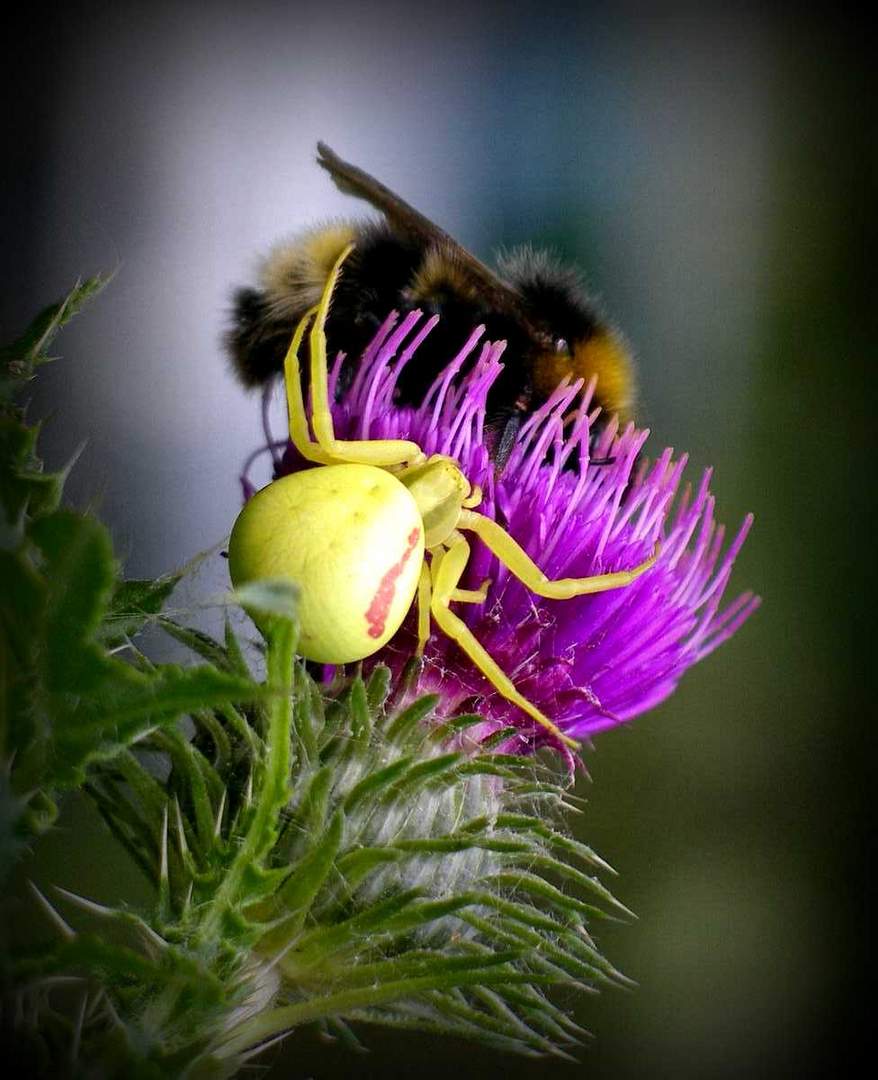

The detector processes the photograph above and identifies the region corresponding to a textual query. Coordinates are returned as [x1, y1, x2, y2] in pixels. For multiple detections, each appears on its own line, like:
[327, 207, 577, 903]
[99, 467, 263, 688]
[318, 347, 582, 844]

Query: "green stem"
[198, 619, 294, 943]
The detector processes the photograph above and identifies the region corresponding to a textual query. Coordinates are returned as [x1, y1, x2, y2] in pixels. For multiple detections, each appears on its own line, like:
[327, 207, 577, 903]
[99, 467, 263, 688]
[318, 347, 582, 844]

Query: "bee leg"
[429, 535, 578, 750]
[457, 509, 659, 599]
[493, 411, 522, 474]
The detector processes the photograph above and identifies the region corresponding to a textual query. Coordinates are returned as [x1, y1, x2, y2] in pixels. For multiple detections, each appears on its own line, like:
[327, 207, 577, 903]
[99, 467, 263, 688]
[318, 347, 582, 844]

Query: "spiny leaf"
[0, 417, 58, 525]
[498, 984, 589, 1041]
[342, 756, 416, 812]
[377, 895, 476, 935]
[292, 663, 319, 762]
[335, 847, 404, 891]
[114, 752, 170, 833]
[228, 956, 551, 1052]
[285, 889, 425, 972]
[316, 949, 523, 991]
[463, 813, 616, 875]
[427, 713, 485, 743]
[424, 989, 573, 1059]
[389, 835, 531, 856]
[485, 870, 616, 924]
[0, 274, 110, 393]
[384, 694, 439, 745]
[343, 1005, 544, 1059]
[232, 579, 299, 622]
[48, 664, 269, 789]
[237, 863, 291, 908]
[215, 701, 263, 755]
[158, 617, 235, 671]
[459, 910, 616, 989]
[258, 811, 344, 945]
[84, 779, 157, 884]
[223, 615, 253, 679]
[364, 664, 392, 712]
[383, 752, 465, 798]
[0, 547, 45, 753]
[292, 764, 334, 836]
[29, 510, 116, 693]
[509, 853, 632, 918]
[99, 574, 182, 647]
[348, 677, 370, 742]
[192, 708, 233, 770]
[479, 726, 522, 751]
[156, 729, 222, 852]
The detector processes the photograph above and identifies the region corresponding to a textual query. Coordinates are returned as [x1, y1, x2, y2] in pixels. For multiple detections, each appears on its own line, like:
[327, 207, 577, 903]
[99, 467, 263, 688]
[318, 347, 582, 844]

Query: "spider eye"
[554, 338, 570, 355]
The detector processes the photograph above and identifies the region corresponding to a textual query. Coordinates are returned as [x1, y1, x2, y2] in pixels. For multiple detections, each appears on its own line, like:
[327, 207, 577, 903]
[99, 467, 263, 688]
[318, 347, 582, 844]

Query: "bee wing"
[316, 142, 540, 332]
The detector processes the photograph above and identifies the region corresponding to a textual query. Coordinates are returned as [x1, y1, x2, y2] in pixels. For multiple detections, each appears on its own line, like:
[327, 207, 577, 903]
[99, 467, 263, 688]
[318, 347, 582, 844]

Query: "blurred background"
[2, 2, 866, 1076]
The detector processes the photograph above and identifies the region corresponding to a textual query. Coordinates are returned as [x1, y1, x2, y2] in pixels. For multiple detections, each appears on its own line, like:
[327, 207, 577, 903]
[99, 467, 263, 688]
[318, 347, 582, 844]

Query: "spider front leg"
[457, 509, 659, 598]
[284, 244, 425, 468]
[283, 305, 335, 466]
[429, 537, 578, 750]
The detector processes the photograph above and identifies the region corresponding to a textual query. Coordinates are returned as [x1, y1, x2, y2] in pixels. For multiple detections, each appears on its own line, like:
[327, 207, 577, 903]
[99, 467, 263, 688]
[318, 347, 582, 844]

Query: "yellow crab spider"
[229, 246, 658, 750]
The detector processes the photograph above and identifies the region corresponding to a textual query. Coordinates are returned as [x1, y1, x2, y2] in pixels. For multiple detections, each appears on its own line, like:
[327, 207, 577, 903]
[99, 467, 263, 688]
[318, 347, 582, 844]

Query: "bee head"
[498, 246, 637, 420]
[534, 329, 636, 420]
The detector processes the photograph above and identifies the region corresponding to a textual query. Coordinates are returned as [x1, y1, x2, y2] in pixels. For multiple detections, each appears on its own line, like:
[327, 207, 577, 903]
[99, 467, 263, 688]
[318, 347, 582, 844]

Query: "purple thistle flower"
[244, 311, 759, 756]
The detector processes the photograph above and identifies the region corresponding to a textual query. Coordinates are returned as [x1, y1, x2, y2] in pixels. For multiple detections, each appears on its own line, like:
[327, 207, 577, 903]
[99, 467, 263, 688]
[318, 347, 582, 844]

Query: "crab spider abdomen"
[229, 463, 424, 664]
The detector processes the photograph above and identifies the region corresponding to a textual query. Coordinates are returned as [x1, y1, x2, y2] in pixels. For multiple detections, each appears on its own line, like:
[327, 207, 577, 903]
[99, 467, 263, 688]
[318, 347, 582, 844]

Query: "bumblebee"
[227, 143, 636, 462]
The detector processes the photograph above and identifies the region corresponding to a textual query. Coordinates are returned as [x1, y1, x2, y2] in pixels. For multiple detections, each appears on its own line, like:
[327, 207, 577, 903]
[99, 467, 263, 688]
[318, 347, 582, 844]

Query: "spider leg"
[306, 245, 425, 468]
[430, 535, 578, 750]
[451, 578, 491, 604]
[283, 304, 336, 465]
[458, 509, 659, 598]
[416, 563, 432, 656]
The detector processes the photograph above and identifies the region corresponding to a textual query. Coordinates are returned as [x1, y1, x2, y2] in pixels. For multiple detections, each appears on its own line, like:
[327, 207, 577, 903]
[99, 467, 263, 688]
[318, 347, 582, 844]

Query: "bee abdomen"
[261, 222, 358, 320]
[226, 287, 293, 389]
